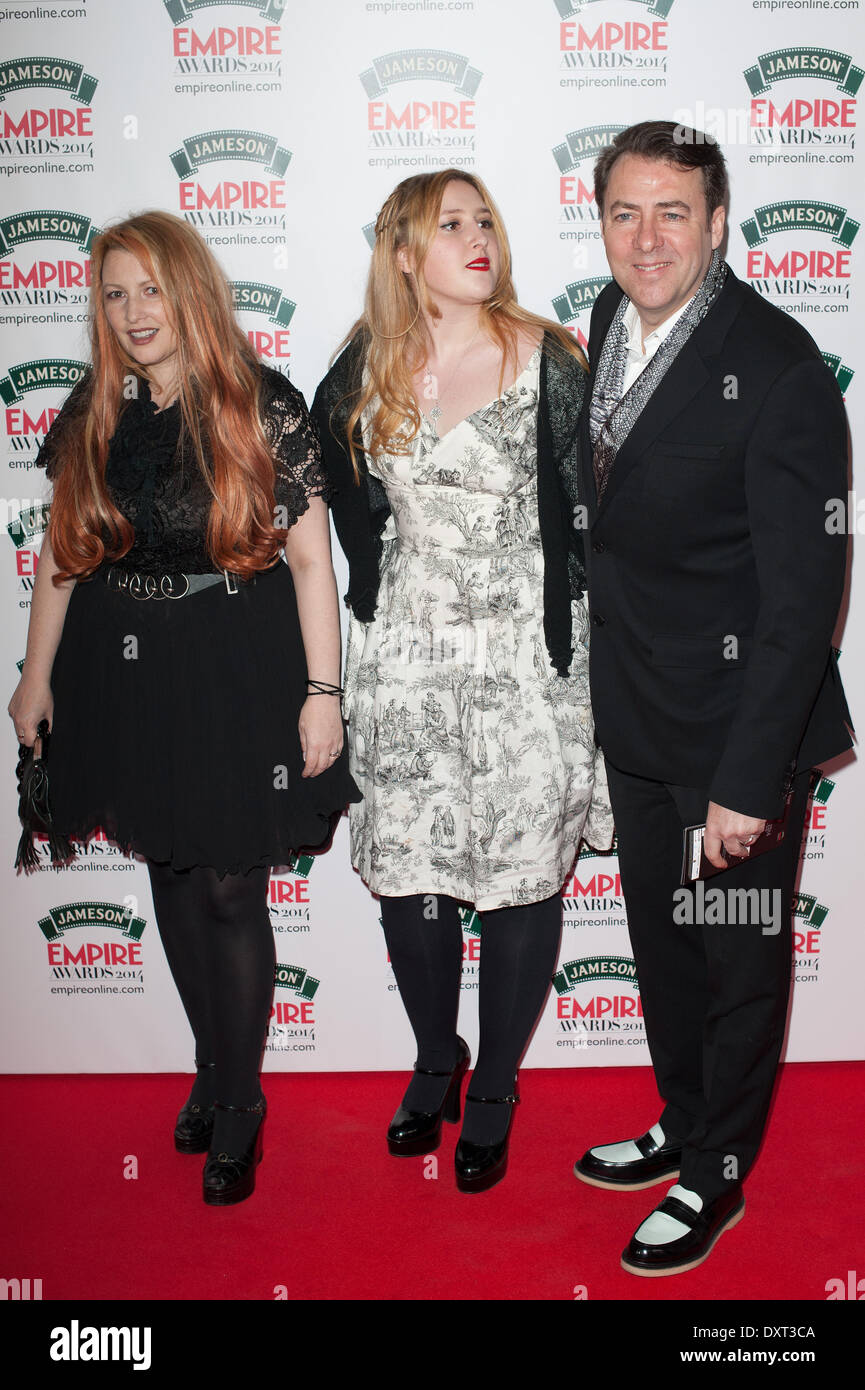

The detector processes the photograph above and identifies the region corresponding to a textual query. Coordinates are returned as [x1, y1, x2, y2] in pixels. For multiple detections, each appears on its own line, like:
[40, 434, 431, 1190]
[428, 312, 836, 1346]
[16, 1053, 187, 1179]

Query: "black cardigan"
[311, 330, 588, 676]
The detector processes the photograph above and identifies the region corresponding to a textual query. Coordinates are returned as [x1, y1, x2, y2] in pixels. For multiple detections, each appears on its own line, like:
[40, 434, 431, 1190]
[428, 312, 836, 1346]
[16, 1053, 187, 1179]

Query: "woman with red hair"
[8, 210, 358, 1205]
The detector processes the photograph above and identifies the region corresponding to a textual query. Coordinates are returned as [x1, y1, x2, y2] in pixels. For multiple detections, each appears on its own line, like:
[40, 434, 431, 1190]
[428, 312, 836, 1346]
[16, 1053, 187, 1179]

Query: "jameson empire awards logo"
[361, 50, 482, 165]
[268, 855, 313, 932]
[553, 956, 644, 1048]
[0, 211, 99, 314]
[550, 276, 612, 349]
[171, 128, 291, 237]
[3, 358, 86, 479]
[0, 57, 97, 164]
[793, 891, 828, 985]
[40, 902, 146, 990]
[742, 200, 857, 305]
[746, 47, 861, 152]
[232, 281, 295, 365]
[459, 905, 481, 989]
[163, 0, 285, 21]
[555, 124, 624, 242]
[557, 0, 673, 87]
[269, 961, 318, 1050]
[165, 0, 284, 85]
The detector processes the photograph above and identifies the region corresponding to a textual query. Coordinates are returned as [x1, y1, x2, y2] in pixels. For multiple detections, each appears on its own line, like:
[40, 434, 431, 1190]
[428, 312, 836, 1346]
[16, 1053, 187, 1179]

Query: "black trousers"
[605, 760, 812, 1201]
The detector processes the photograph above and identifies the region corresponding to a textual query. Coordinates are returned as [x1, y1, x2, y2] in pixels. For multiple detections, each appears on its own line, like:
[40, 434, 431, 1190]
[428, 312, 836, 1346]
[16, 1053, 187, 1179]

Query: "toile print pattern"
[344, 349, 613, 911]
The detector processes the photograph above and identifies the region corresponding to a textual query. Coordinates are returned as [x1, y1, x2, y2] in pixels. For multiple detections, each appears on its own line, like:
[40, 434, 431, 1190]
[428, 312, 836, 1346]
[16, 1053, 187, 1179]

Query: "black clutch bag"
[14, 719, 73, 870]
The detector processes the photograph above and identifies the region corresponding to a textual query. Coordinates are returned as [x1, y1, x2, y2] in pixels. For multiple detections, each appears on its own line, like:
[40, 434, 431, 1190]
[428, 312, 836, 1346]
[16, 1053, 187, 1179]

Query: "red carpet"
[2, 1061, 862, 1304]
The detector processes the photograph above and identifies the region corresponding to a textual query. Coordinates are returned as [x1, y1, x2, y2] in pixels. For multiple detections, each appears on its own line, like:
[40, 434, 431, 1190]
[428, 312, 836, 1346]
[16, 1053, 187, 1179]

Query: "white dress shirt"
[621, 298, 694, 394]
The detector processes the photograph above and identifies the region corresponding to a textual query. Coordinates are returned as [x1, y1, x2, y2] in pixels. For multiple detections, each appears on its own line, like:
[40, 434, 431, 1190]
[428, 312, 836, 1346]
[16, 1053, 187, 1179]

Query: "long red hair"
[48, 210, 285, 580]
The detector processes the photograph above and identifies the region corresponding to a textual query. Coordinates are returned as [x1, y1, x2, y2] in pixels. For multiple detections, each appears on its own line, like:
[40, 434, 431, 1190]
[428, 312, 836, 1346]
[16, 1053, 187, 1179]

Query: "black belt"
[101, 567, 241, 600]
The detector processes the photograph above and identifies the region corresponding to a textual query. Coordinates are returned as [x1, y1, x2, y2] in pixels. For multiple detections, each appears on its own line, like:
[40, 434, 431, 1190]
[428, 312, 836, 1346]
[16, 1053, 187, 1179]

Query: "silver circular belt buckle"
[126, 573, 190, 600]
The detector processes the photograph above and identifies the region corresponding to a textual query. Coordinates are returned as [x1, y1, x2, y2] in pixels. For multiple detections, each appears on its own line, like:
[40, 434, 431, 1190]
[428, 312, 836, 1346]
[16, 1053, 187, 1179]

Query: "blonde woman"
[314, 170, 612, 1192]
[9, 211, 358, 1204]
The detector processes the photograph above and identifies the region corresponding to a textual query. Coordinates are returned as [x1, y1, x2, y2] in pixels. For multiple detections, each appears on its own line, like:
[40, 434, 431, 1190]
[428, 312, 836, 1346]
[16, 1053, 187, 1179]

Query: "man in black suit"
[573, 121, 852, 1276]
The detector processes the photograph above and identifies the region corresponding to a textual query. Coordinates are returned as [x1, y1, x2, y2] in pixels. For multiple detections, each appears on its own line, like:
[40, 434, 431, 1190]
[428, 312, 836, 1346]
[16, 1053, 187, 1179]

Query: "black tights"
[380, 893, 562, 1144]
[147, 861, 274, 1150]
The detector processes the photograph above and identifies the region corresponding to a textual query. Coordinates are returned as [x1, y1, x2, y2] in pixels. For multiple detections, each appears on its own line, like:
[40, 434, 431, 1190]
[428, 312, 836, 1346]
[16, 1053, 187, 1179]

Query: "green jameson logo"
[793, 893, 828, 928]
[552, 275, 612, 325]
[163, 0, 284, 22]
[553, 124, 626, 175]
[360, 51, 482, 99]
[8, 502, 50, 548]
[285, 852, 314, 877]
[0, 56, 97, 104]
[0, 358, 87, 406]
[458, 906, 482, 936]
[741, 202, 860, 248]
[554, 956, 638, 995]
[553, 0, 675, 18]
[822, 353, 854, 395]
[811, 774, 836, 805]
[745, 48, 864, 98]
[274, 963, 319, 999]
[0, 210, 100, 257]
[232, 281, 295, 328]
[39, 902, 146, 942]
[170, 129, 291, 179]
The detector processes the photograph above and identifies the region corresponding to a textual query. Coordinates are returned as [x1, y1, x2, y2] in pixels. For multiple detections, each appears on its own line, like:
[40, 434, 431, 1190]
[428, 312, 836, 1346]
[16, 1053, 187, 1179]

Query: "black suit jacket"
[579, 267, 852, 820]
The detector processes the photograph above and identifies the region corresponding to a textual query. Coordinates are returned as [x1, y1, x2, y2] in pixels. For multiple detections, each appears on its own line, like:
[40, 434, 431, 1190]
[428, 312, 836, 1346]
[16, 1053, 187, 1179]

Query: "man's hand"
[703, 801, 766, 870]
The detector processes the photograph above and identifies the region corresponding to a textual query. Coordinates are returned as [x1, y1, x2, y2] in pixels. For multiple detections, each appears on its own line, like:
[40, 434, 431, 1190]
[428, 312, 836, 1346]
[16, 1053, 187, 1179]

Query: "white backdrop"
[0, 0, 861, 1073]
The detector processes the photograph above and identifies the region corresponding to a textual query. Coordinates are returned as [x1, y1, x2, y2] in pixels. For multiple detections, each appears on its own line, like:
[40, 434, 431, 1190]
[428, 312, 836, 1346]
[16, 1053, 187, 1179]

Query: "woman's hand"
[8, 676, 54, 747]
[298, 696, 344, 778]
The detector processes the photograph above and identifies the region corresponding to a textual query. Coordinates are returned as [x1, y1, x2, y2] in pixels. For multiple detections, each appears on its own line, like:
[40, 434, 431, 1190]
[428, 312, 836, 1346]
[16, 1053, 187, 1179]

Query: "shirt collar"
[623, 297, 694, 357]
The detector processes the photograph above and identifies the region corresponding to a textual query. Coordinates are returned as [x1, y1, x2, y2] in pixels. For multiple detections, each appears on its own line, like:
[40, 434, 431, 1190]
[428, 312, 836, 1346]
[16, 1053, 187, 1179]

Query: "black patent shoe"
[174, 1060, 216, 1154]
[573, 1127, 682, 1191]
[621, 1185, 745, 1277]
[387, 1037, 471, 1156]
[202, 1096, 266, 1206]
[454, 1089, 519, 1194]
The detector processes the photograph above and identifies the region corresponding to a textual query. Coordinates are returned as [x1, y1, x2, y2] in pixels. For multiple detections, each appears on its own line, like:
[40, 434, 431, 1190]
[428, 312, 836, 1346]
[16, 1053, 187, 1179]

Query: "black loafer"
[574, 1128, 682, 1190]
[621, 1186, 745, 1277]
[387, 1037, 470, 1156]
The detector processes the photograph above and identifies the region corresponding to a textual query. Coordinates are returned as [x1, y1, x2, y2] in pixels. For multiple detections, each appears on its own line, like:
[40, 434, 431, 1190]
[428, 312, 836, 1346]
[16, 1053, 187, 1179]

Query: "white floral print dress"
[343, 348, 613, 910]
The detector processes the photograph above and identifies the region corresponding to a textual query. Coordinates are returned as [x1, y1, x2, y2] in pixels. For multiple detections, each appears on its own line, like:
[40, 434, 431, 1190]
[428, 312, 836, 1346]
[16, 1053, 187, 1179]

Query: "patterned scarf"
[589, 251, 728, 502]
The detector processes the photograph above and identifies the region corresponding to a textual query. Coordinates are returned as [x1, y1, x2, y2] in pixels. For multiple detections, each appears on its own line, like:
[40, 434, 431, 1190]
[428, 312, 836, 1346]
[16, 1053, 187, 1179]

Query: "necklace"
[422, 326, 481, 427]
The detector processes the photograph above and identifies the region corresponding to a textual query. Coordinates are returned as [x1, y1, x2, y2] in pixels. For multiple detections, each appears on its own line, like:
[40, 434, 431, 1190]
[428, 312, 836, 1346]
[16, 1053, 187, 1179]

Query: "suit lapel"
[581, 284, 624, 521]
[593, 270, 747, 522]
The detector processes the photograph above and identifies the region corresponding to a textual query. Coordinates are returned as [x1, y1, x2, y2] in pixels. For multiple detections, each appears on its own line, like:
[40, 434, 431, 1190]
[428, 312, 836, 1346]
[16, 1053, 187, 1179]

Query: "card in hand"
[680, 793, 794, 885]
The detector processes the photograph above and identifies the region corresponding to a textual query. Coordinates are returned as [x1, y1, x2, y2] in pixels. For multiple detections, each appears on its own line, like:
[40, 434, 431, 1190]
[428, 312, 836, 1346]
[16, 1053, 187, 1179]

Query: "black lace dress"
[38, 366, 359, 874]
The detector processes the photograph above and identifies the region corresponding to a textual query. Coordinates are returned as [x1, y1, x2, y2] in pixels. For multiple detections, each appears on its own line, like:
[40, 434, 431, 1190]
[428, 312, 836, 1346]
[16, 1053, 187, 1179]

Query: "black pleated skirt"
[47, 561, 360, 875]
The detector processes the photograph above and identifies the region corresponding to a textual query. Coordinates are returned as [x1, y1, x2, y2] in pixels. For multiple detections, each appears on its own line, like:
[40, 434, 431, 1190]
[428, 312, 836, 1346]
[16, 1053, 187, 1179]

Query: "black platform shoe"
[202, 1096, 266, 1206]
[174, 1060, 216, 1154]
[454, 1089, 519, 1194]
[387, 1037, 471, 1156]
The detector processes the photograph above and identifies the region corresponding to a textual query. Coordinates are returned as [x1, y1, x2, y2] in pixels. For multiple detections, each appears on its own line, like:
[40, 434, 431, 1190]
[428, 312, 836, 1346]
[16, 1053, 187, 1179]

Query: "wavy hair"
[48, 209, 285, 581]
[339, 169, 586, 470]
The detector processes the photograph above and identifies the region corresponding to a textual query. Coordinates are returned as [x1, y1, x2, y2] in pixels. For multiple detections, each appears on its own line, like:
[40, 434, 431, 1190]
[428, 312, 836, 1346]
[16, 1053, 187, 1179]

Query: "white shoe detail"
[634, 1184, 702, 1245]
[589, 1122, 667, 1166]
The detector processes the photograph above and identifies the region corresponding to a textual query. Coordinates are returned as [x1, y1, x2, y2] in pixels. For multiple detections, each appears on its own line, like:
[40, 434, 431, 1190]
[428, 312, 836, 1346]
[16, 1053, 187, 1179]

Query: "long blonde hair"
[48, 210, 285, 580]
[341, 169, 586, 470]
